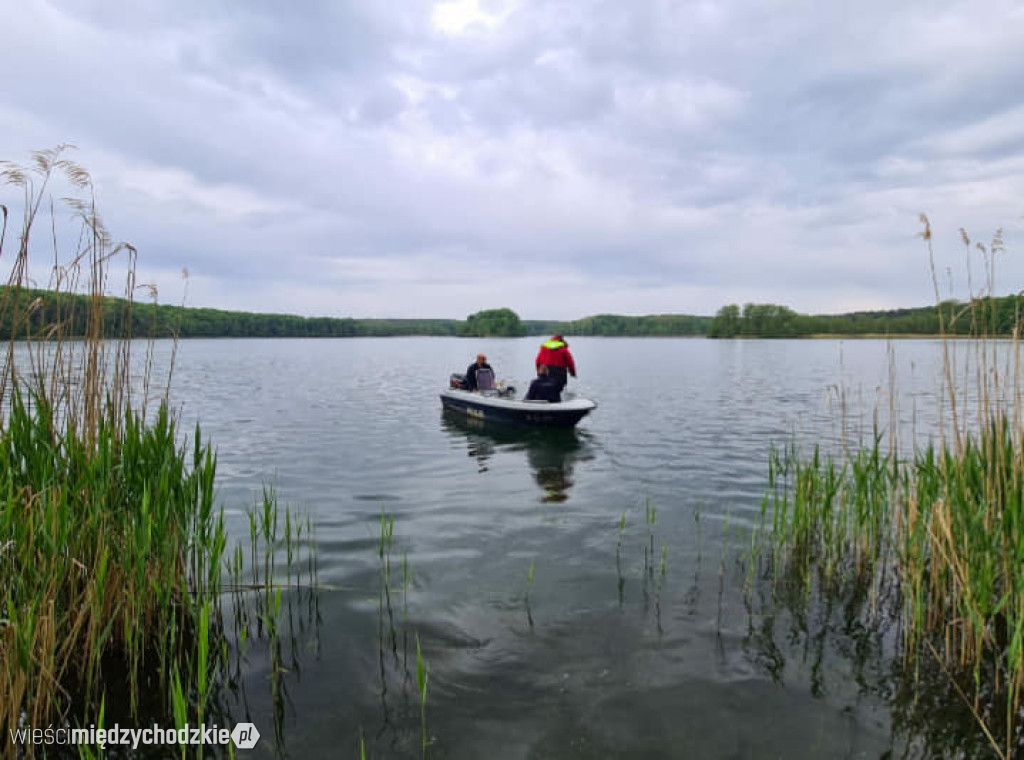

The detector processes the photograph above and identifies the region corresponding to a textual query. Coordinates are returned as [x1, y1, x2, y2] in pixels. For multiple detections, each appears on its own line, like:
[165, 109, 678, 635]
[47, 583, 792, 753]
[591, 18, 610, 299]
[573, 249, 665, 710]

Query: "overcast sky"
[2, 0, 1023, 320]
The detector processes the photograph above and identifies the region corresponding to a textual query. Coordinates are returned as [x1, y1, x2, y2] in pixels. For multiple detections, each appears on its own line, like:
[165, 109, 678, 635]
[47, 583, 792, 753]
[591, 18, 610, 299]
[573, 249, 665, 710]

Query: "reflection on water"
[440, 411, 594, 502]
[741, 561, 1006, 759]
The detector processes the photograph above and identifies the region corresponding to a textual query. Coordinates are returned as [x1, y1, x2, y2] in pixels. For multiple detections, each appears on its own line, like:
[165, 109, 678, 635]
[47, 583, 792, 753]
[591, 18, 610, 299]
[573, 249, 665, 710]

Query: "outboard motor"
[449, 373, 468, 390]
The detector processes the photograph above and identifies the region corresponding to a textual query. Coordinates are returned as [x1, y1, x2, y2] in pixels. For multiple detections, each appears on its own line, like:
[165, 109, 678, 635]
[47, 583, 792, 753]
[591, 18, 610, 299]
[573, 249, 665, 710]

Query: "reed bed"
[0, 148, 311, 752]
[753, 220, 1024, 757]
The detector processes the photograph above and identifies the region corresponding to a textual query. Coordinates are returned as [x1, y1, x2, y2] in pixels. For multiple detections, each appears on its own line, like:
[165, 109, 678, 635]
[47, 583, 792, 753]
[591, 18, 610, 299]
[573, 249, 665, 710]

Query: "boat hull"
[439, 389, 596, 428]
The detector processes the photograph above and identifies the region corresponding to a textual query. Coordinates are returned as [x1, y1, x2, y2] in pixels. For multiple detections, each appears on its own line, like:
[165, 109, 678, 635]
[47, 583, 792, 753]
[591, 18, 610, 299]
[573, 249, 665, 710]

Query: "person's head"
[476, 353, 487, 366]
[537, 364, 549, 376]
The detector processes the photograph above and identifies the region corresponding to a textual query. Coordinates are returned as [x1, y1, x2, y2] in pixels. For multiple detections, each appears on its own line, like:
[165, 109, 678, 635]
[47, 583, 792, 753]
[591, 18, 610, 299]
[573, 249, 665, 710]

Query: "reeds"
[611, 497, 671, 632]
[415, 633, 429, 759]
[753, 220, 1024, 757]
[0, 148, 225, 733]
[371, 511, 434, 756]
[0, 148, 315, 752]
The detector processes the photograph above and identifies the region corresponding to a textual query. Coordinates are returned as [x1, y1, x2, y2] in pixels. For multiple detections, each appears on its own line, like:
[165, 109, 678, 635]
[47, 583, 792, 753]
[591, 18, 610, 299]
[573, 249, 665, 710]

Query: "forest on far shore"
[706, 299, 1023, 338]
[1, 287, 1019, 339]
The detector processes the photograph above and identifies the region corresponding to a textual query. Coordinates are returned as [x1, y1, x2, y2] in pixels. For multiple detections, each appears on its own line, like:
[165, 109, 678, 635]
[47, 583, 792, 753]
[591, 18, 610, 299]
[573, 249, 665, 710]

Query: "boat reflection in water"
[441, 410, 594, 502]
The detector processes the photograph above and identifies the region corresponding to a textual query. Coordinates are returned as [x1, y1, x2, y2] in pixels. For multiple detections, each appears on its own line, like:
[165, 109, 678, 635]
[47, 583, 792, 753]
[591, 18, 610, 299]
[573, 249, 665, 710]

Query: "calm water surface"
[161, 337, 994, 758]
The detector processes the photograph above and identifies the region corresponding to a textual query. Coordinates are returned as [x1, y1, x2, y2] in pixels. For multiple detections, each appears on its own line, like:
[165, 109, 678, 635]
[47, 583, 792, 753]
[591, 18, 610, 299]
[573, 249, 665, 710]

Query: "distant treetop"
[457, 308, 527, 337]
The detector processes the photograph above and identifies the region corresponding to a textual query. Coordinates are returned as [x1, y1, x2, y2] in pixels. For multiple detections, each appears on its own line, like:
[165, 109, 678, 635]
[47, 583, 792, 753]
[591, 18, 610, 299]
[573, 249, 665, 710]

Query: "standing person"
[465, 353, 493, 391]
[535, 335, 576, 391]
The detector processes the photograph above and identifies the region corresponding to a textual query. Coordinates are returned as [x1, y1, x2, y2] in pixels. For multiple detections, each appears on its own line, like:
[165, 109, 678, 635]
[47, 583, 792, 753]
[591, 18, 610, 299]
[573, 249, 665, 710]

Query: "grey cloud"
[356, 82, 410, 124]
[3, 0, 1023, 319]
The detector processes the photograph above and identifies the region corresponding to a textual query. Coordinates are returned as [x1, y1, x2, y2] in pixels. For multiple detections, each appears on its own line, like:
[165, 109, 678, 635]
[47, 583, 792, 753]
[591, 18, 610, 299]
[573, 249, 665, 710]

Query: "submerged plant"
[643, 496, 657, 580]
[416, 633, 430, 758]
[616, 512, 627, 604]
[655, 543, 668, 633]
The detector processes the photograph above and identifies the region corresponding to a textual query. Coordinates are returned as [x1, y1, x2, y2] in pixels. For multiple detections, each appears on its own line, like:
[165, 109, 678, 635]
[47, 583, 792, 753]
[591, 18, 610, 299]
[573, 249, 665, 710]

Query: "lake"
[158, 336, 997, 758]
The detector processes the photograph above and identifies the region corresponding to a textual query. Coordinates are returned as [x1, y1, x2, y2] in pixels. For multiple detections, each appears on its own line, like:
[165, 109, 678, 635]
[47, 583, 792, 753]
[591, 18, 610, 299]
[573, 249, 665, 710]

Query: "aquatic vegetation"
[643, 496, 657, 581]
[752, 221, 1024, 758]
[616, 511, 627, 604]
[372, 510, 435, 753]
[379, 509, 399, 662]
[0, 148, 318, 753]
[640, 496, 670, 628]
[611, 497, 673, 632]
[0, 148, 226, 735]
[416, 633, 429, 758]
[656, 543, 669, 633]
[235, 488, 319, 754]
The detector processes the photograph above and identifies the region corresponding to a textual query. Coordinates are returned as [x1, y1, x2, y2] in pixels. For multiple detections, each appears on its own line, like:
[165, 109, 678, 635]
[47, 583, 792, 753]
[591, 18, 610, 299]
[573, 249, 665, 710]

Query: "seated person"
[465, 353, 493, 391]
[525, 364, 562, 403]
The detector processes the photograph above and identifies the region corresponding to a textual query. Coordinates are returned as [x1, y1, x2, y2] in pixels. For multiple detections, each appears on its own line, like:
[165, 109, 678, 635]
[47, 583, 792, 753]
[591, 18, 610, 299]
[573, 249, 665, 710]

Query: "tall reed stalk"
[754, 219, 1024, 758]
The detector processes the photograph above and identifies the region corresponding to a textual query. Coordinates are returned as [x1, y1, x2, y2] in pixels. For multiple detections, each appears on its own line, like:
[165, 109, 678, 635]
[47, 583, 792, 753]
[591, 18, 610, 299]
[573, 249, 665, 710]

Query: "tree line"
[541, 313, 712, 336]
[5, 286, 1019, 341]
[0, 295, 714, 340]
[0, 288, 462, 339]
[707, 298, 1024, 338]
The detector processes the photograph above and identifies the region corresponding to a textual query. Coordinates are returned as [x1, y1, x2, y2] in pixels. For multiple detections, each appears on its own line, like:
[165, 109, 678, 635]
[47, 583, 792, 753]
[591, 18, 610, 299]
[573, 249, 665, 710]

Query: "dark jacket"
[465, 362, 493, 391]
[525, 374, 562, 403]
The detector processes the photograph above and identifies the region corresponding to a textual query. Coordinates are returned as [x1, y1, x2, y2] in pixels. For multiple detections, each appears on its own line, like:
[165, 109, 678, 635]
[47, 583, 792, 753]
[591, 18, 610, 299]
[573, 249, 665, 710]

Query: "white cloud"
[432, 0, 519, 36]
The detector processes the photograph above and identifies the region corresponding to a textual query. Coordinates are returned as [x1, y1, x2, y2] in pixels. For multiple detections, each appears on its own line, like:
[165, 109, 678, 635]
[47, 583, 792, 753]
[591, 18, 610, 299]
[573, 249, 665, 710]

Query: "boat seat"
[474, 367, 495, 391]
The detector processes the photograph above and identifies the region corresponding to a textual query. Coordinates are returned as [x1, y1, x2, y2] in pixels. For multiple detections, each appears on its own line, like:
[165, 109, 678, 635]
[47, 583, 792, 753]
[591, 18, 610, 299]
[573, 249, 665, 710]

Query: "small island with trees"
[457, 308, 527, 337]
